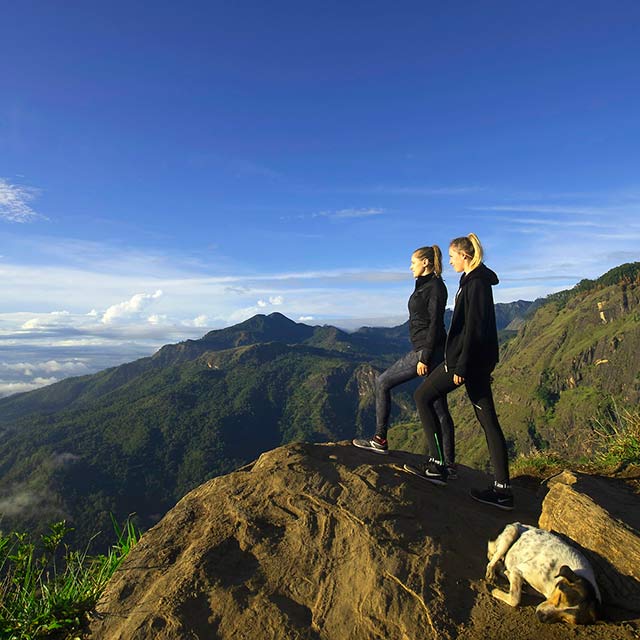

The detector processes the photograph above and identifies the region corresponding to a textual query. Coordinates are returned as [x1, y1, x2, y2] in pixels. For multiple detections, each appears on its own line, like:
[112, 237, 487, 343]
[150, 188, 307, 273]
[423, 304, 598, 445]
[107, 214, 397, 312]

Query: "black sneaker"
[403, 458, 447, 486]
[352, 435, 389, 455]
[470, 485, 514, 511]
[446, 464, 458, 480]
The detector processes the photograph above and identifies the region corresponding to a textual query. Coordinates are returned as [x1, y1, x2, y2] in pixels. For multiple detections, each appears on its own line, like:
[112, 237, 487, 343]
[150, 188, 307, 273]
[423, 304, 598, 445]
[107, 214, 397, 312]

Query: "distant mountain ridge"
[0, 312, 410, 546]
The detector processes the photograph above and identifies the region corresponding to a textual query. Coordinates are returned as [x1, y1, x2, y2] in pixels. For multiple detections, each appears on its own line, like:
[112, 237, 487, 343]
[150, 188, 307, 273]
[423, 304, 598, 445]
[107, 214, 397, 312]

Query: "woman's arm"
[417, 282, 446, 366]
[454, 279, 492, 378]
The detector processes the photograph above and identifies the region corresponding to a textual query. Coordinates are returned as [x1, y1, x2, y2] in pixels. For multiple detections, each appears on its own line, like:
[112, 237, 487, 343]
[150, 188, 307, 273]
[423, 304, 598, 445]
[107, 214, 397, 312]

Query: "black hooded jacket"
[408, 273, 448, 366]
[445, 263, 499, 378]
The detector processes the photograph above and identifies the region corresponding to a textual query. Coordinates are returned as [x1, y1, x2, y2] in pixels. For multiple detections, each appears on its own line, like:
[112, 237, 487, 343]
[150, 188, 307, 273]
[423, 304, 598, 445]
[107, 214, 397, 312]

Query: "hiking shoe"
[470, 485, 514, 511]
[352, 435, 389, 455]
[446, 464, 458, 480]
[403, 458, 447, 486]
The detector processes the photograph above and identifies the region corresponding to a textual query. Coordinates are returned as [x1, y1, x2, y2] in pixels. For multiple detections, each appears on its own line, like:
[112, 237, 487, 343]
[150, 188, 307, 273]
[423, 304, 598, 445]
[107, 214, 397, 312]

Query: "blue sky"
[1, 1, 639, 395]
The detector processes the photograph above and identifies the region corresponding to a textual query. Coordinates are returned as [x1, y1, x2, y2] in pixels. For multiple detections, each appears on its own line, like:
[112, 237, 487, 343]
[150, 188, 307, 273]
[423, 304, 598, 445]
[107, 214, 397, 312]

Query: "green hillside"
[0, 314, 419, 547]
[435, 262, 640, 469]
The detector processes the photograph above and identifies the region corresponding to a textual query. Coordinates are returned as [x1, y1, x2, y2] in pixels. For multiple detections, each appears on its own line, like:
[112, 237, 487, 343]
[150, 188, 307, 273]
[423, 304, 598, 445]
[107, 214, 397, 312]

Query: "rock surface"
[89, 443, 640, 639]
[539, 470, 640, 613]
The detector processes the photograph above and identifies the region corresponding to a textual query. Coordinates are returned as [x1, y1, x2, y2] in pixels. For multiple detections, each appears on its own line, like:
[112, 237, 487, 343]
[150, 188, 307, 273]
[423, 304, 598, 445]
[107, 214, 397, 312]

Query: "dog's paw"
[485, 566, 496, 583]
[491, 588, 512, 605]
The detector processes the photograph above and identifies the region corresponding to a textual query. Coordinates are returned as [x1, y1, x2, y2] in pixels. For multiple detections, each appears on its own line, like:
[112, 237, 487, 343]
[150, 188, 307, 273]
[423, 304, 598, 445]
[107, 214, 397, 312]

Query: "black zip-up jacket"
[445, 263, 499, 378]
[408, 273, 448, 366]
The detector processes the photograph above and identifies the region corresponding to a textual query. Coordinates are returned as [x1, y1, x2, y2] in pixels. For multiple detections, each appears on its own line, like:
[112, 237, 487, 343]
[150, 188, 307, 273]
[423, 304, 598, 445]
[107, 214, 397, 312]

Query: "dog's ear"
[555, 566, 599, 615]
[557, 565, 579, 583]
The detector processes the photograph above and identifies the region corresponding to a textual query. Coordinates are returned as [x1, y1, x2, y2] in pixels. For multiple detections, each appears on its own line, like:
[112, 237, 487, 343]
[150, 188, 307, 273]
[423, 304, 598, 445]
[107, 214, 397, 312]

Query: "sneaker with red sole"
[352, 435, 389, 455]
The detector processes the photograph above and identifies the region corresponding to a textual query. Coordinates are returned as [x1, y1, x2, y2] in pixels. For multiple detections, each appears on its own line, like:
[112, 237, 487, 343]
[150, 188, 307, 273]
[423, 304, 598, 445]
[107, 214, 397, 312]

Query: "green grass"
[590, 406, 640, 470]
[0, 517, 139, 640]
[510, 451, 566, 478]
[511, 405, 640, 479]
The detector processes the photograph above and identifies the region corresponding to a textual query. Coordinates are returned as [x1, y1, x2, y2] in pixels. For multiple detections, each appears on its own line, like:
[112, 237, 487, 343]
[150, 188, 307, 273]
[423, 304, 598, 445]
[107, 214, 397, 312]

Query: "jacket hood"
[460, 263, 499, 287]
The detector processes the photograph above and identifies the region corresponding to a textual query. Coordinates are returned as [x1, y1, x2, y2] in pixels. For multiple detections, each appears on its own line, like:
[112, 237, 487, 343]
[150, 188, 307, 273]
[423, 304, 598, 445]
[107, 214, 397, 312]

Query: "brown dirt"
[88, 442, 640, 639]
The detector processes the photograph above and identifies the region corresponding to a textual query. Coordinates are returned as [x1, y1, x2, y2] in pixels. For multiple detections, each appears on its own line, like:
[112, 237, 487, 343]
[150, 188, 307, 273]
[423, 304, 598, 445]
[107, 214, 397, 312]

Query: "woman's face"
[410, 253, 429, 278]
[449, 246, 467, 273]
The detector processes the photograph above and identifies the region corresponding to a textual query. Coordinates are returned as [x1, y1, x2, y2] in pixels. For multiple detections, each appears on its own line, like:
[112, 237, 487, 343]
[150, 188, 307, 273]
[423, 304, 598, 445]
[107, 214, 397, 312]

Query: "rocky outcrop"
[89, 445, 638, 639]
[539, 470, 640, 613]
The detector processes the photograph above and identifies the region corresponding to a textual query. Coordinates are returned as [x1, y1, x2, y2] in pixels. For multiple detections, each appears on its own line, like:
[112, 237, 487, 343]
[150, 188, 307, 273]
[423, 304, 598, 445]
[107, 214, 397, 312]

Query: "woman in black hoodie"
[353, 245, 455, 472]
[405, 233, 513, 510]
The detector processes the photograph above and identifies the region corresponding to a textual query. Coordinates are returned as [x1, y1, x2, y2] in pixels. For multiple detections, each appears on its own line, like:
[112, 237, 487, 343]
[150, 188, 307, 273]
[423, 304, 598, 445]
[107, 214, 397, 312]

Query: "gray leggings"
[375, 350, 455, 465]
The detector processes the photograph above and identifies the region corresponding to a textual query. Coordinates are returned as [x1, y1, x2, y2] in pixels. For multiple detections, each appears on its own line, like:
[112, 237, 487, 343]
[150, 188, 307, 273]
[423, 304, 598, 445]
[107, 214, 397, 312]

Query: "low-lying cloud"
[102, 290, 163, 324]
[0, 377, 59, 398]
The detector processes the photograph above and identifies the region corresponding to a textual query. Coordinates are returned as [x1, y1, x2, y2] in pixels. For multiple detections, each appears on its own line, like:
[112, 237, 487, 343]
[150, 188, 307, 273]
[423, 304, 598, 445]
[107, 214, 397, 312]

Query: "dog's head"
[535, 565, 599, 624]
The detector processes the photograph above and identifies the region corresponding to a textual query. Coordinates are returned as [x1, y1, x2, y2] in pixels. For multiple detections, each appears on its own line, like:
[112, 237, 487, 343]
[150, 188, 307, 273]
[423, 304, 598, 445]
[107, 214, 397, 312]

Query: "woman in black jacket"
[405, 233, 513, 510]
[353, 245, 455, 473]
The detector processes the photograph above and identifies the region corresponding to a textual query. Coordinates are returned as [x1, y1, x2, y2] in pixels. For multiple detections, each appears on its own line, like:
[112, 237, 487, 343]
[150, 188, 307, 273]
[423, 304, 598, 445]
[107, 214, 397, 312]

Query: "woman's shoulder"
[420, 275, 447, 295]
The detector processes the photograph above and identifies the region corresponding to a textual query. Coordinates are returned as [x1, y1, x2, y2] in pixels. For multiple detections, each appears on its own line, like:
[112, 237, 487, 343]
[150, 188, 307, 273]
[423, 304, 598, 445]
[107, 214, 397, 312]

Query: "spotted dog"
[485, 522, 601, 624]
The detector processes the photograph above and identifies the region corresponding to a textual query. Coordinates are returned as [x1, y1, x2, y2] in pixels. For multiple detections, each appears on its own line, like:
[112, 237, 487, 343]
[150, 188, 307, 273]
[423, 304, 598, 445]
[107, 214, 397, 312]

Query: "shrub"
[0, 517, 138, 639]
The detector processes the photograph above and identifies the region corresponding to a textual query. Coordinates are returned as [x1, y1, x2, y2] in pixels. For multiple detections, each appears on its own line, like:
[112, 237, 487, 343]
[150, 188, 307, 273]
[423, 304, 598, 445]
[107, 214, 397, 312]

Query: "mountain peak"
[267, 311, 297, 322]
[199, 313, 315, 347]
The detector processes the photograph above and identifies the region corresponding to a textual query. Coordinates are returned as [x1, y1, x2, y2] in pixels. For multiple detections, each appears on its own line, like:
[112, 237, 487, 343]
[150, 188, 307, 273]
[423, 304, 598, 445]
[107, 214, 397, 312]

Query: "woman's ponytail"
[413, 245, 442, 276]
[432, 244, 442, 276]
[450, 233, 484, 272]
[467, 233, 483, 271]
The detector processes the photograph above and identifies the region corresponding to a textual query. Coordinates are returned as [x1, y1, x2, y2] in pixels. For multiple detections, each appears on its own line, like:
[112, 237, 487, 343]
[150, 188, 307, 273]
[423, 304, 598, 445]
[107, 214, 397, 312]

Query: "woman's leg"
[374, 350, 420, 439]
[413, 363, 458, 463]
[433, 395, 455, 466]
[465, 375, 510, 485]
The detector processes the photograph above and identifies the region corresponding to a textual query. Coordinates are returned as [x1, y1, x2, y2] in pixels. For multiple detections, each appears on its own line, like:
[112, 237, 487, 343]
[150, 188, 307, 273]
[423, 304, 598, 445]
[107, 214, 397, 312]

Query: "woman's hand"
[453, 374, 464, 385]
[417, 362, 428, 376]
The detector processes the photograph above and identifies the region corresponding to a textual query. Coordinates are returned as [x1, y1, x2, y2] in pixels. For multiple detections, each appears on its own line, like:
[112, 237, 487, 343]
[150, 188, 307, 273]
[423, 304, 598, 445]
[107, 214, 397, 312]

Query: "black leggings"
[375, 350, 455, 465]
[413, 362, 509, 484]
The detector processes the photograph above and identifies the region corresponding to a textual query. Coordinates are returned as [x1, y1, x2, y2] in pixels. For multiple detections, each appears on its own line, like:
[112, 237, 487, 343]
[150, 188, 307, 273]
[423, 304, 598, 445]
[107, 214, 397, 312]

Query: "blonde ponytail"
[467, 233, 483, 271]
[450, 233, 484, 272]
[432, 244, 442, 276]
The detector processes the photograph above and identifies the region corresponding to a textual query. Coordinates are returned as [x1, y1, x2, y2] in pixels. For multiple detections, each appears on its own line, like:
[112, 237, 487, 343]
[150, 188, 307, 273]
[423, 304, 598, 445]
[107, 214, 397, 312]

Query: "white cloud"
[0, 490, 39, 515]
[0, 185, 636, 400]
[317, 208, 384, 219]
[368, 185, 485, 196]
[0, 360, 89, 376]
[147, 314, 168, 325]
[286, 207, 386, 222]
[180, 314, 210, 328]
[256, 295, 284, 309]
[0, 484, 65, 518]
[470, 204, 636, 216]
[20, 311, 71, 330]
[0, 178, 43, 223]
[0, 377, 58, 398]
[102, 290, 163, 324]
[49, 452, 81, 467]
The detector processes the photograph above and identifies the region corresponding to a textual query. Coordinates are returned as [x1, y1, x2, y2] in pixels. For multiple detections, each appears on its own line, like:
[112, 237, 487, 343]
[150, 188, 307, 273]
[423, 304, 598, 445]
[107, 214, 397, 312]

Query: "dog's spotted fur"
[486, 522, 600, 624]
